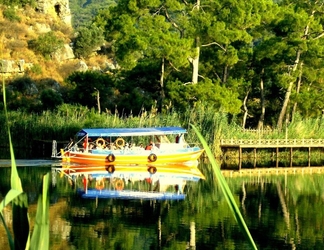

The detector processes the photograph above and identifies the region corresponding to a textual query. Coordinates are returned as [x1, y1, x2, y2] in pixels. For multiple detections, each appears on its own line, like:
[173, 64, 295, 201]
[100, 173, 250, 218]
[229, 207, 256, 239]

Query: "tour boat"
[53, 162, 205, 200]
[52, 127, 204, 165]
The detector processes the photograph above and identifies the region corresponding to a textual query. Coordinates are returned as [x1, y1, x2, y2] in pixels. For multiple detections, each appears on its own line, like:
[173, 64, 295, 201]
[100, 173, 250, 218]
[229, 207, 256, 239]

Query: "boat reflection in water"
[53, 162, 205, 201]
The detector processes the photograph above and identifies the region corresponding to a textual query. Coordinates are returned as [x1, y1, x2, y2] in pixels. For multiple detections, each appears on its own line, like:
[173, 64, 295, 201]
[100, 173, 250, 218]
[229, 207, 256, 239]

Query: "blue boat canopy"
[77, 127, 187, 137]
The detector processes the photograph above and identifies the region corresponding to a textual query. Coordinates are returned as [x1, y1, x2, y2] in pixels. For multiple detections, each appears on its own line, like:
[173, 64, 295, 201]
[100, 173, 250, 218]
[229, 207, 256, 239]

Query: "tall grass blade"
[2, 73, 22, 192]
[2, 54, 30, 250]
[0, 189, 24, 212]
[30, 173, 50, 250]
[190, 124, 258, 250]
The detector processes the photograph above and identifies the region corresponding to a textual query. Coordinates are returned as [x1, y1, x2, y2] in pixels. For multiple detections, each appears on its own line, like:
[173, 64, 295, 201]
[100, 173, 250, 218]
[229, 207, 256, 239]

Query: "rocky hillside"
[0, 4, 111, 84]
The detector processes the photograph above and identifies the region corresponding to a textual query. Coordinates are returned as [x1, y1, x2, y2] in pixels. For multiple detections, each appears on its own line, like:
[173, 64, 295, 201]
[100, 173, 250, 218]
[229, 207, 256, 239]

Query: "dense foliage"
[2, 0, 324, 130]
[73, 25, 105, 58]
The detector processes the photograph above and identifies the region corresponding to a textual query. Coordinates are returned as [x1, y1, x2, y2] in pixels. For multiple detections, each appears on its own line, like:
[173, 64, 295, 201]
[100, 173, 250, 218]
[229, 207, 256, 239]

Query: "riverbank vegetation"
[1, 103, 324, 159]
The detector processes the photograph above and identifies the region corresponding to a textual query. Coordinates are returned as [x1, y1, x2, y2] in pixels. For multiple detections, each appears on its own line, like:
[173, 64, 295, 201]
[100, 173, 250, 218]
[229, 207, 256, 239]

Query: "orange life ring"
[115, 179, 124, 191]
[96, 138, 106, 148]
[115, 138, 125, 148]
[95, 179, 105, 190]
[106, 153, 115, 162]
[106, 165, 115, 173]
[148, 166, 157, 174]
[148, 153, 157, 162]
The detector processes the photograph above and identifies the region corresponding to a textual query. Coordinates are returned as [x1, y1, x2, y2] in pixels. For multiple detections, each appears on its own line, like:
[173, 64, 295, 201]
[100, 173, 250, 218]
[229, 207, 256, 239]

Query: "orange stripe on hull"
[66, 149, 204, 165]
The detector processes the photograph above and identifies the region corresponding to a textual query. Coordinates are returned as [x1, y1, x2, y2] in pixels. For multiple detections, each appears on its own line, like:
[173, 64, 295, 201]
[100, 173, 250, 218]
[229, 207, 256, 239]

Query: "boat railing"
[80, 141, 194, 153]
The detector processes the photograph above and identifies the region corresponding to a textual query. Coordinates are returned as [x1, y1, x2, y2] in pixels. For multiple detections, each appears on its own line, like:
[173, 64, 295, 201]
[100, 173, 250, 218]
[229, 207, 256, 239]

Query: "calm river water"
[0, 160, 323, 250]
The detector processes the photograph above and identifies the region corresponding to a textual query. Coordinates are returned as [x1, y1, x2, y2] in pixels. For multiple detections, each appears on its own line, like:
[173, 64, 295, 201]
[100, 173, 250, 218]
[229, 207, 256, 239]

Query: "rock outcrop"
[0, 60, 25, 73]
[36, 0, 72, 26]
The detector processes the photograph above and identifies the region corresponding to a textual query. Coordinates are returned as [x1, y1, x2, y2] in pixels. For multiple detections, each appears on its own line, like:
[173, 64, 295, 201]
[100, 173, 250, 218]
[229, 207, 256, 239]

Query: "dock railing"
[220, 138, 324, 169]
[220, 138, 324, 147]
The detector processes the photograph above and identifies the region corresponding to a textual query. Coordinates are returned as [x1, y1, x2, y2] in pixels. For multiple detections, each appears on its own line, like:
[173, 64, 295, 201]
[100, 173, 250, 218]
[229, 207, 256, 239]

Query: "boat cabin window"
[75, 132, 187, 152]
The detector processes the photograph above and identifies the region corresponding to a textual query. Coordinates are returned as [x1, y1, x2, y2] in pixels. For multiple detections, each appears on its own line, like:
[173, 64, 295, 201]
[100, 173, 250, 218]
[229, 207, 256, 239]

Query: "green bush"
[28, 31, 64, 59]
[29, 64, 43, 75]
[3, 7, 21, 22]
[5, 77, 42, 112]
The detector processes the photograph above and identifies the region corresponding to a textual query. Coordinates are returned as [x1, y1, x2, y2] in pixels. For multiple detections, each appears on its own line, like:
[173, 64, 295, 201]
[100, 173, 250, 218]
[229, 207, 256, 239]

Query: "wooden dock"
[221, 166, 324, 178]
[220, 138, 324, 169]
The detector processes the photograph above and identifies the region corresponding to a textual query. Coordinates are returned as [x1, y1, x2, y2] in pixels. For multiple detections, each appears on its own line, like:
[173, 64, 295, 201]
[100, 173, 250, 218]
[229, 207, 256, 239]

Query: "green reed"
[0, 76, 50, 250]
[191, 124, 258, 249]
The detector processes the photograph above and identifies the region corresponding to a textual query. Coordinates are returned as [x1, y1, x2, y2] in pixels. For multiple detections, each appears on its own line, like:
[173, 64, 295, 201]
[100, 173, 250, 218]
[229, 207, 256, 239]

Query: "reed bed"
[1, 103, 324, 158]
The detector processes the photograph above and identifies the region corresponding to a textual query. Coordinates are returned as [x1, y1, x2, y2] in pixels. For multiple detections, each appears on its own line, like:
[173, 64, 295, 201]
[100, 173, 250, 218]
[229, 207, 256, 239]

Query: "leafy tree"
[94, 1, 194, 110]
[5, 77, 41, 112]
[3, 77, 67, 112]
[166, 78, 242, 114]
[93, 0, 277, 118]
[251, 1, 324, 129]
[40, 89, 63, 110]
[8, 76, 37, 95]
[73, 25, 105, 58]
[115, 60, 161, 114]
[65, 71, 116, 112]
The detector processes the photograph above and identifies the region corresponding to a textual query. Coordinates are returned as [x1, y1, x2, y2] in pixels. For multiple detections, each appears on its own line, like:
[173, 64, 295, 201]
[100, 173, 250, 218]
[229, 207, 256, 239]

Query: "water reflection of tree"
[64, 196, 189, 249]
[227, 173, 324, 249]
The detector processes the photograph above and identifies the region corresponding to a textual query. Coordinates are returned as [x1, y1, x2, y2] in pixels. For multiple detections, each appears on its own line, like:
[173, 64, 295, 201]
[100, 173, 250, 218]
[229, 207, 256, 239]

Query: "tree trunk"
[223, 65, 228, 83]
[257, 69, 265, 129]
[159, 57, 165, 110]
[191, 42, 200, 84]
[278, 7, 314, 130]
[96, 88, 101, 114]
[277, 50, 301, 130]
[291, 62, 303, 122]
[191, 0, 200, 84]
[242, 90, 249, 129]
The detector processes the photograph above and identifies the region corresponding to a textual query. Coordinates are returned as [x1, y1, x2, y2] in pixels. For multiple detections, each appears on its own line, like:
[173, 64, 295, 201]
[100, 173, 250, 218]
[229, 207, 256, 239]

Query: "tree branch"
[201, 42, 226, 51]
[164, 8, 183, 36]
[313, 31, 324, 40]
[168, 60, 181, 72]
